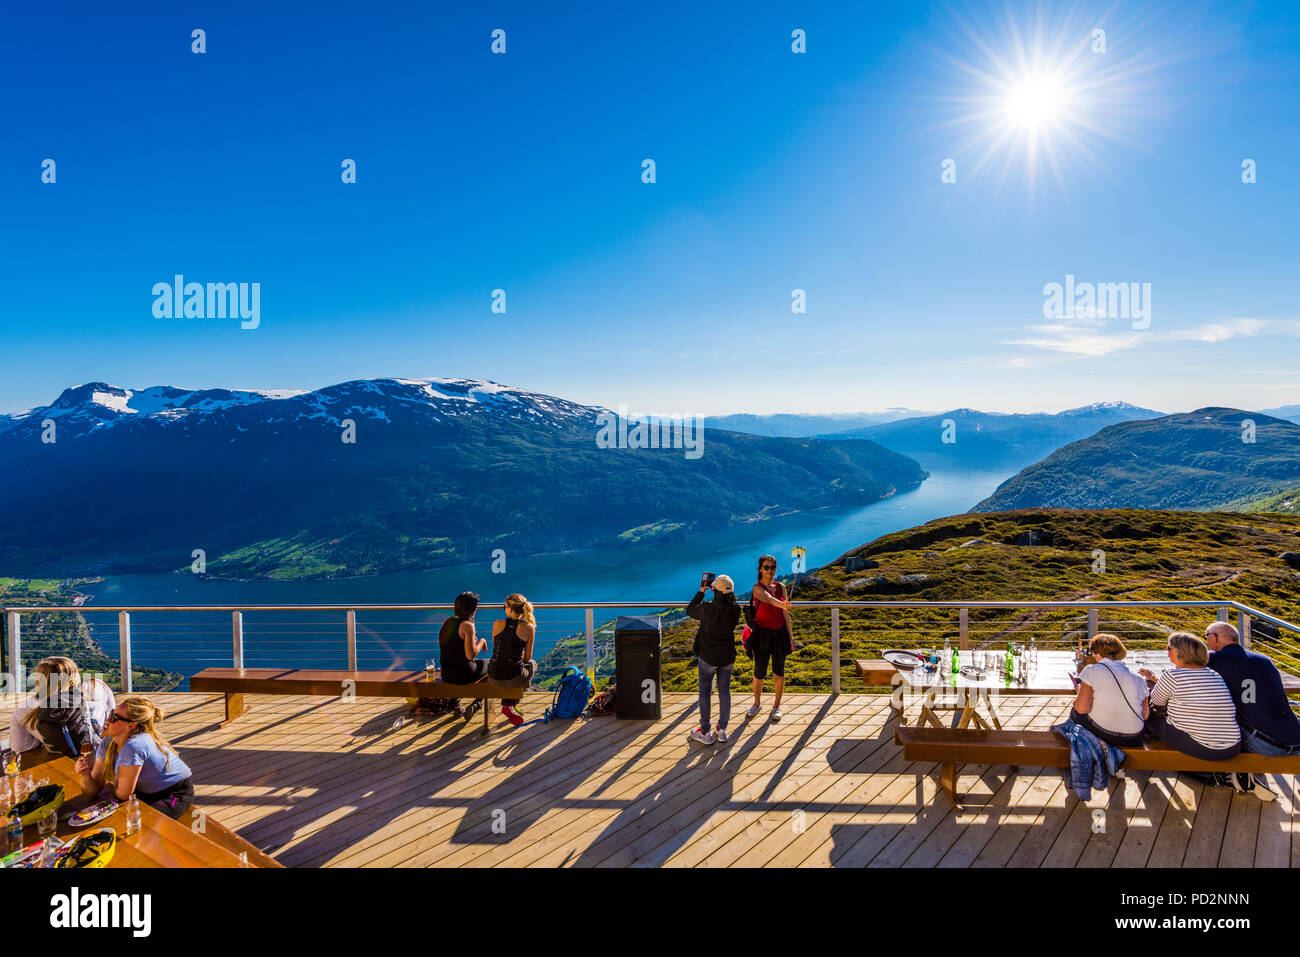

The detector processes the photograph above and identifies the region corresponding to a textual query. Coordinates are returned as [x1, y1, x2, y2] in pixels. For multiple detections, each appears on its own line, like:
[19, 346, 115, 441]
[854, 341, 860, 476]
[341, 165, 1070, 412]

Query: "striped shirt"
[1150, 667, 1240, 751]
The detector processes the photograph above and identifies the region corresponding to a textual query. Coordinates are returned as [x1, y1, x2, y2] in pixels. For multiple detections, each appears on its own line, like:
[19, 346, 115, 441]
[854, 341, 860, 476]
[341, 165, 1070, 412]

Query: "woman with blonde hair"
[489, 594, 537, 726]
[74, 695, 195, 819]
[1138, 632, 1240, 761]
[1070, 633, 1149, 747]
[11, 656, 115, 755]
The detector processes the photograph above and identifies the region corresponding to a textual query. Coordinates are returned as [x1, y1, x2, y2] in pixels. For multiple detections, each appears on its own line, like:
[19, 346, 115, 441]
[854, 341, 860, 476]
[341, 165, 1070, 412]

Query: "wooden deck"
[4, 691, 1295, 867]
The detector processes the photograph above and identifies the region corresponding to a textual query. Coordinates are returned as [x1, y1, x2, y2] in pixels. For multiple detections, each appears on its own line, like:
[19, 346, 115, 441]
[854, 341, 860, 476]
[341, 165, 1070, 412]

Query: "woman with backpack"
[687, 574, 742, 745]
[748, 555, 796, 722]
[9, 656, 115, 756]
[490, 593, 537, 726]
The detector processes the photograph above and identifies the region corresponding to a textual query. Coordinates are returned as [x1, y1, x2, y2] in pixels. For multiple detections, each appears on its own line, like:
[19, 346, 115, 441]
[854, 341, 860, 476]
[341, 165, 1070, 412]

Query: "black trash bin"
[614, 614, 662, 720]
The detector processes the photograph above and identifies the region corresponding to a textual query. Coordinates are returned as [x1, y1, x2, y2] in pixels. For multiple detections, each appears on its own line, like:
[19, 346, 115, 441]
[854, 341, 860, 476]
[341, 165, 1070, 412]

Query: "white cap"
[712, 574, 734, 595]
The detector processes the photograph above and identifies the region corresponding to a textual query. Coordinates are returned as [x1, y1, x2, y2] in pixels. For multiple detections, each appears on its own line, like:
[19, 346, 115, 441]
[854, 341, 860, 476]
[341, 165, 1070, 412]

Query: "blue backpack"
[517, 666, 593, 728]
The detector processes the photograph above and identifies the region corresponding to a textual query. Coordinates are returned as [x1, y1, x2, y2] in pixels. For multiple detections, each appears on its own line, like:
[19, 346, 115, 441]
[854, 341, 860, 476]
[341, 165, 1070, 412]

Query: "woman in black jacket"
[687, 574, 742, 745]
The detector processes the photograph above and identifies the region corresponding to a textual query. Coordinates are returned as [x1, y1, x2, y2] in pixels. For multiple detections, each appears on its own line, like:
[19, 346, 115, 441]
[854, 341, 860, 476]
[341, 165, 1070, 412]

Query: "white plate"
[66, 801, 118, 828]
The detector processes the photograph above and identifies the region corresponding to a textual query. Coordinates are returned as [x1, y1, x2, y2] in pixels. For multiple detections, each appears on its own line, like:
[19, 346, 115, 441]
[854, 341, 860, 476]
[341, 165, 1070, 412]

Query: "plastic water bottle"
[37, 837, 59, 868]
[1029, 636, 1038, 667]
[5, 812, 21, 854]
[125, 795, 141, 837]
[942, 637, 951, 672]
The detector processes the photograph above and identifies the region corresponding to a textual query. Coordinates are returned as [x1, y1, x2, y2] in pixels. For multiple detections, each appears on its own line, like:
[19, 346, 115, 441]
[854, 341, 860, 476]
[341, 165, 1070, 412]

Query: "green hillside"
[648, 508, 1300, 693]
[0, 579, 182, 693]
[1224, 485, 1300, 515]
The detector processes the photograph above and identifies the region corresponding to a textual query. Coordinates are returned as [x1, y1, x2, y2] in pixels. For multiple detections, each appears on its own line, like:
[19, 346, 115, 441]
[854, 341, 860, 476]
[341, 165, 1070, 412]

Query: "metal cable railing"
[2, 599, 1298, 694]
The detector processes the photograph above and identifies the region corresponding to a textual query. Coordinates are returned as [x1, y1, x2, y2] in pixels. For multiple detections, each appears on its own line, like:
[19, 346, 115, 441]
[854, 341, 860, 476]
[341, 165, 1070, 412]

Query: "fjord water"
[82, 466, 1011, 687]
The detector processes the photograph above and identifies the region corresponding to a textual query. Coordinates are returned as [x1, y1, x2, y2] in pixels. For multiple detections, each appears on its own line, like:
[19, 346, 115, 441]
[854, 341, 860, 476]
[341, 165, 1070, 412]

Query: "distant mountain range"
[707, 410, 929, 437]
[1261, 405, 1300, 425]
[0, 379, 926, 580]
[973, 408, 1300, 512]
[817, 402, 1165, 469]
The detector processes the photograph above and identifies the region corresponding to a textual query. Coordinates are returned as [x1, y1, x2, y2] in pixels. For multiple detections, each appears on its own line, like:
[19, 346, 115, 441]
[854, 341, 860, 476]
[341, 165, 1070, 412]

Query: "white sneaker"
[746, 704, 761, 718]
[772, 707, 783, 722]
[1252, 774, 1278, 802]
[689, 727, 715, 746]
[714, 726, 729, 743]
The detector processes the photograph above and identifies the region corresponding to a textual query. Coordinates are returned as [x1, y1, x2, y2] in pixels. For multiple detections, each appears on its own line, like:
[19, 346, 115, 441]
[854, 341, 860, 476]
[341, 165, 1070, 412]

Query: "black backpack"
[31, 688, 99, 758]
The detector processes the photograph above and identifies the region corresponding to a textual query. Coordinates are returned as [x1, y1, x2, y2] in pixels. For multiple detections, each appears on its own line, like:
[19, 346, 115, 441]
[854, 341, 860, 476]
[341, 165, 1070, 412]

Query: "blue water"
[81, 467, 1010, 686]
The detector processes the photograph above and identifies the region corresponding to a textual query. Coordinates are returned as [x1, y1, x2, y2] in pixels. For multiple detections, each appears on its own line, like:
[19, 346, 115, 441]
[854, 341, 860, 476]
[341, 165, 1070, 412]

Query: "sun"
[1001, 73, 1071, 131]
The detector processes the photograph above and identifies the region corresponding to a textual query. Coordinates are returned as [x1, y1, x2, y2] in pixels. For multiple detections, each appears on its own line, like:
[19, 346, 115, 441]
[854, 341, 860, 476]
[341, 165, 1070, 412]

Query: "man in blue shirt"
[1206, 621, 1300, 801]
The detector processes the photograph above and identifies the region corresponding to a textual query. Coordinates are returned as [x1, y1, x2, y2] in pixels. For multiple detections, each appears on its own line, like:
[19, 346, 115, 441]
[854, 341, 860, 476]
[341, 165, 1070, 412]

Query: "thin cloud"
[1006, 317, 1300, 357]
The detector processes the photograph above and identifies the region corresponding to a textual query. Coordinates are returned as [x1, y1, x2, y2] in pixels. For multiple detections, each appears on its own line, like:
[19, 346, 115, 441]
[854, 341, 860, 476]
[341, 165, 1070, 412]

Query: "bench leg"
[939, 762, 963, 810]
[482, 699, 491, 737]
[218, 692, 248, 728]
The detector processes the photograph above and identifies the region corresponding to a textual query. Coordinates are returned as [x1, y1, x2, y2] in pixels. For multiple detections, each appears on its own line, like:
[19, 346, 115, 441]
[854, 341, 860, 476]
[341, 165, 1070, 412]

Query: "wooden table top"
[7, 757, 245, 868]
[888, 649, 1174, 695]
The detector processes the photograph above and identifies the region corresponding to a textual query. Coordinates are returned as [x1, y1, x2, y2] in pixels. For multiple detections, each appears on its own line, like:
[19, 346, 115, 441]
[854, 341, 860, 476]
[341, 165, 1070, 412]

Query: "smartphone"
[702, 572, 717, 588]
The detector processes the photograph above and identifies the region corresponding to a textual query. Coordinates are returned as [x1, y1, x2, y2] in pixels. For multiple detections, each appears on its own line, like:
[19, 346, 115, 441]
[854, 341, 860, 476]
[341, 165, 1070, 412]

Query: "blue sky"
[2, 0, 1297, 415]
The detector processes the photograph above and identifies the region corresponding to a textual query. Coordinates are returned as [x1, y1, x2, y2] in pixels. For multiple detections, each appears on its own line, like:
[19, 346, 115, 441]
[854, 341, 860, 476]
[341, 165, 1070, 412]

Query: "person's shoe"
[1249, 774, 1277, 802]
[502, 705, 524, 726]
[714, 726, 728, 743]
[689, 727, 715, 745]
[1113, 767, 1126, 779]
[771, 706, 783, 722]
[746, 704, 761, 718]
[462, 700, 481, 720]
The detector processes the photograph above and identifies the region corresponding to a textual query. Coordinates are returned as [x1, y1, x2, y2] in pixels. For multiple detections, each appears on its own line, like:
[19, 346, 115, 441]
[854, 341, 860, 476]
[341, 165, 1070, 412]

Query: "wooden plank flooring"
[2, 691, 1293, 867]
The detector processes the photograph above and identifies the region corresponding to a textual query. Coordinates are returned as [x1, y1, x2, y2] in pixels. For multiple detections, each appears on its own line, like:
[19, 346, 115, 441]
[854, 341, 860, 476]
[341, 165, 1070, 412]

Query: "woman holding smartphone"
[749, 555, 795, 721]
[687, 573, 741, 745]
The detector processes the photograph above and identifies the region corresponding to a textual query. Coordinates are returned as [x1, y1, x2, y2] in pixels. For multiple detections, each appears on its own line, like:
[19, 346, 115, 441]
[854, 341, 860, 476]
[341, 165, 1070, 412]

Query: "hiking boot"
[1230, 771, 1255, 795]
[462, 700, 481, 720]
[714, 726, 728, 743]
[771, 706, 783, 722]
[689, 727, 715, 746]
[502, 705, 524, 726]
[746, 704, 761, 718]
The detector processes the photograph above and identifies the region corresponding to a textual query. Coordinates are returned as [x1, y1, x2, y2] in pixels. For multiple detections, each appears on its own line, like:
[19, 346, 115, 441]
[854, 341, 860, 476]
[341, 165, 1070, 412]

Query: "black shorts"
[137, 776, 195, 820]
[752, 626, 790, 680]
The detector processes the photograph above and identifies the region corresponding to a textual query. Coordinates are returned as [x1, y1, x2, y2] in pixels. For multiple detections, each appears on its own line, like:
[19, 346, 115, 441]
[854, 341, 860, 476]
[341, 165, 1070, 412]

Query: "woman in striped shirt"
[1138, 632, 1240, 760]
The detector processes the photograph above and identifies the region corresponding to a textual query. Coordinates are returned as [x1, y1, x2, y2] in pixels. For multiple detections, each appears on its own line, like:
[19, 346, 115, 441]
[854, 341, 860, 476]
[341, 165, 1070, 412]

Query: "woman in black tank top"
[492, 594, 537, 724]
[417, 593, 484, 716]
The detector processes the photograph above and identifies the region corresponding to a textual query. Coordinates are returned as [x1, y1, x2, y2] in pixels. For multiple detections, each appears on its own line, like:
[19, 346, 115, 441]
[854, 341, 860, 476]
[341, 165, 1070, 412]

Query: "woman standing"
[74, 695, 195, 819]
[687, 574, 741, 745]
[749, 555, 795, 722]
[490, 593, 538, 726]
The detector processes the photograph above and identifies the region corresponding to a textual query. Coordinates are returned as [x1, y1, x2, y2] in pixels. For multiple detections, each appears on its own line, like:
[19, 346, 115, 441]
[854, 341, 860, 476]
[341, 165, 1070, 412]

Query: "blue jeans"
[699, 661, 732, 731]
[1241, 726, 1300, 757]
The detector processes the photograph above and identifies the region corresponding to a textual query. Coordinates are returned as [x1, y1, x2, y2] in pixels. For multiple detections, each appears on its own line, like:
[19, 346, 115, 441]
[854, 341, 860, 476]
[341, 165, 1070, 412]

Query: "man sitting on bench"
[1206, 621, 1299, 801]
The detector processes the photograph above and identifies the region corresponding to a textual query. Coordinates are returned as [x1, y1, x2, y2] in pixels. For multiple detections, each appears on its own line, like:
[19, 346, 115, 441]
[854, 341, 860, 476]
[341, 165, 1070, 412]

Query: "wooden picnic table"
[6, 757, 246, 868]
[885, 649, 1177, 730]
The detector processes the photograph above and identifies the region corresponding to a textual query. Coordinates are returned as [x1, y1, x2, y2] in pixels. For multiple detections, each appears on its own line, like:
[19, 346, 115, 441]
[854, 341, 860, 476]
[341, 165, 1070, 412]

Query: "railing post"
[232, 611, 244, 669]
[831, 607, 841, 695]
[1218, 608, 1230, 623]
[1087, 608, 1098, 641]
[346, 610, 357, 670]
[585, 608, 595, 676]
[118, 611, 132, 694]
[1239, 609, 1252, 650]
[958, 607, 969, 650]
[6, 611, 20, 692]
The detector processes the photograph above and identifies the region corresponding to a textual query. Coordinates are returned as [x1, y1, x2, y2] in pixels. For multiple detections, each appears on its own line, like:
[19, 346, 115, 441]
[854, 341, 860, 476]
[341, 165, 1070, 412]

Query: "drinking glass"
[37, 809, 56, 838]
[424, 658, 437, 681]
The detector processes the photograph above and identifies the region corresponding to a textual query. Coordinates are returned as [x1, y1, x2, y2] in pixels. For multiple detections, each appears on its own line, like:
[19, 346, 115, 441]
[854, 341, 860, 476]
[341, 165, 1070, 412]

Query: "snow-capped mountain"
[0, 378, 605, 440]
[0, 377, 925, 580]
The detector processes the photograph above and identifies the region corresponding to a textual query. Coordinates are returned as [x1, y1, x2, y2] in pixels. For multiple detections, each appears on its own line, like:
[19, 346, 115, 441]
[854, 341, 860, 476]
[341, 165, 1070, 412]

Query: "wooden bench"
[190, 667, 532, 735]
[176, 806, 282, 867]
[854, 659, 899, 686]
[894, 725, 1300, 809]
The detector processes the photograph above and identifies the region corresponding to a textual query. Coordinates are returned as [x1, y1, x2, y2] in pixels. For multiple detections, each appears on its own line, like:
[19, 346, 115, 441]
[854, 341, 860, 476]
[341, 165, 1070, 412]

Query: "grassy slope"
[1224, 485, 1300, 515]
[0, 579, 182, 693]
[647, 508, 1300, 692]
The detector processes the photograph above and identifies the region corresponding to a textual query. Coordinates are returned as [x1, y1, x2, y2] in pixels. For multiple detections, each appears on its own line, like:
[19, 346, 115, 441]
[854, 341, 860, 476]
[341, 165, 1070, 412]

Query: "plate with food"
[66, 800, 119, 828]
[882, 650, 925, 670]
